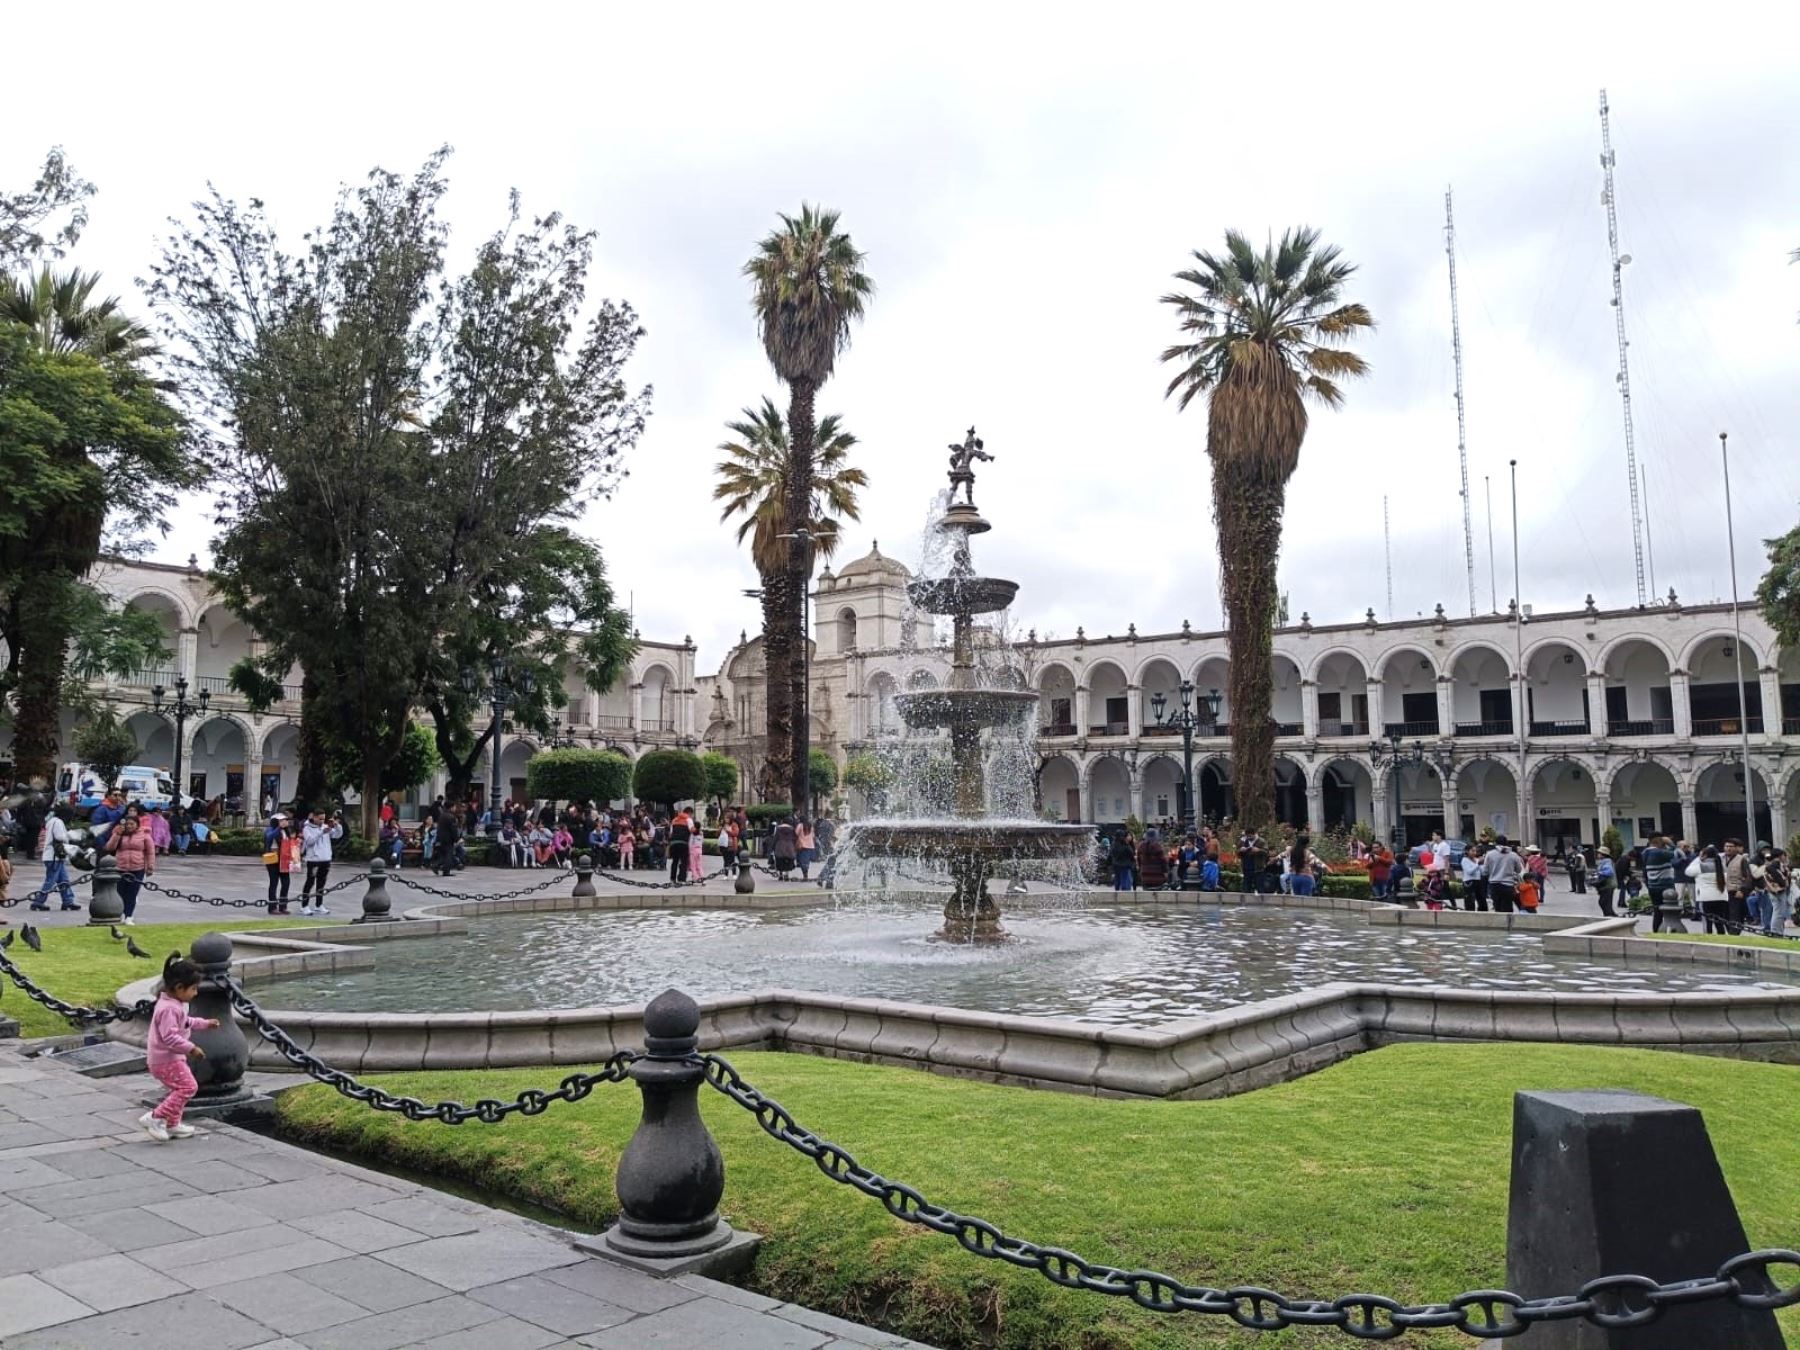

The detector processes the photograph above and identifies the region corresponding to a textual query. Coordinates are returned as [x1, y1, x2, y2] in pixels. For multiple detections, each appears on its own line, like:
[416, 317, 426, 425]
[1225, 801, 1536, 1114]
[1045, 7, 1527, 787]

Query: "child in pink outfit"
[141, 953, 219, 1142]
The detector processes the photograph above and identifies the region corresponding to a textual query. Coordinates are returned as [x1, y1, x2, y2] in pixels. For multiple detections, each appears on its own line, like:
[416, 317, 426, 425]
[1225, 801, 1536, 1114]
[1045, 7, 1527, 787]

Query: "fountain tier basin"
[906, 575, 1019, 616]
[840, 819, 1094, 864]
[893, 688, 1039, 731]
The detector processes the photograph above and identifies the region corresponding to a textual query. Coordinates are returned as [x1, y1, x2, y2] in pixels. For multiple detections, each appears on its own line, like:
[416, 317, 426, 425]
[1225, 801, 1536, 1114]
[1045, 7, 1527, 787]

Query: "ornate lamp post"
[1150, 681, 1221, 832]
[461, 657, 535, 834]
[1368, 735, 1455, 850]
[548, 715, 579, 750]
[150, 677, 209, 803]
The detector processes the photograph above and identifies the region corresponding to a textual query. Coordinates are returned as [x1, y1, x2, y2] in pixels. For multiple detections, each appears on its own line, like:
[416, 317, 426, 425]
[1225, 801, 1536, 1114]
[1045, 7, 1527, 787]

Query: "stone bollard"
[185, 932, 252, 1110]
[352, 857, 396, 923]
[572, 853, 597, 899]
[1654, 892, 1688, 934]
[733, 852, 755, 895]
[87, 855, 123, 926]
[1506, 1089, 1783, 1347]
[594, 989, 746, 1272]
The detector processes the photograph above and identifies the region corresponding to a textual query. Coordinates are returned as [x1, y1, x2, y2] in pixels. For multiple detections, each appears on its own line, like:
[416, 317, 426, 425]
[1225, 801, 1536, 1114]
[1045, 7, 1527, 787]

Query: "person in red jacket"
[106, 806, 156, 925]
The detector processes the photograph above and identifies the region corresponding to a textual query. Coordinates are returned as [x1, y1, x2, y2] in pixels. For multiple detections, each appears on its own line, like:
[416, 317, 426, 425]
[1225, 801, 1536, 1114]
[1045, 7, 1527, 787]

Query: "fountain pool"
[262, 899, 1800, 1025]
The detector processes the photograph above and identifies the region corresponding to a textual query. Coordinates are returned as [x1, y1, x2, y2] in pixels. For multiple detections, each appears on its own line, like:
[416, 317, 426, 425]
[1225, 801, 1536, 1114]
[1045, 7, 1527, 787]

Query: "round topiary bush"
[631, 749, 706, 808]
[526, 749, 633, 807]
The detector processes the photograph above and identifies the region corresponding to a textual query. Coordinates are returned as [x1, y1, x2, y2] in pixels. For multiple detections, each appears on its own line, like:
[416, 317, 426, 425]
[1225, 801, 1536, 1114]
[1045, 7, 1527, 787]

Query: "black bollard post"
[591, 989, 757, 1275]
[353, 858, 396, 924]
[184, 932, 252, 1111]
[572, 853, 597, 899]
[1506, 1089, 1783, 1347]
[733, 849, 755, 895]
[87, 855, 123, 926]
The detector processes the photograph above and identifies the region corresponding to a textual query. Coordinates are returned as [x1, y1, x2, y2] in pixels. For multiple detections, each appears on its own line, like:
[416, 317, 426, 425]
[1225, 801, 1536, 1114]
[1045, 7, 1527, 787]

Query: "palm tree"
[1160, 228, 1373, 831]
[714, 399, 866, 801]
[1, 267, 176, 781]
[744, 206, 872, 809]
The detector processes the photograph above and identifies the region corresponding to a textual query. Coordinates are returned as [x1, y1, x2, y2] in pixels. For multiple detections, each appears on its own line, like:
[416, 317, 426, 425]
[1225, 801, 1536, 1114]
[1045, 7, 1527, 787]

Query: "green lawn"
[1646, 931, 1800, 952]
[1, 920, 322, 1038]
[276, 1044, 1800, 1349]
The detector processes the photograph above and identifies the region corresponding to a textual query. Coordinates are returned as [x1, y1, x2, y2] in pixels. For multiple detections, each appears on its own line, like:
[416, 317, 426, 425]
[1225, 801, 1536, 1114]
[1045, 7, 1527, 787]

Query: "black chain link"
[0, 947, 155, 1025]
[698, 1052, 1800, 1339]
[134, 873, 361, 910]
[224, 979, 639, 1122]
[2, 870, 96, 909]
[386, 868, 578, 902]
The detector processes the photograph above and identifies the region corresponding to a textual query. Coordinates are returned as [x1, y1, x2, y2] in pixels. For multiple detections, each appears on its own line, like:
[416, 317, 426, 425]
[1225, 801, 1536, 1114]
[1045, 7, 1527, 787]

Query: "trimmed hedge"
[747, 802, 794, 826]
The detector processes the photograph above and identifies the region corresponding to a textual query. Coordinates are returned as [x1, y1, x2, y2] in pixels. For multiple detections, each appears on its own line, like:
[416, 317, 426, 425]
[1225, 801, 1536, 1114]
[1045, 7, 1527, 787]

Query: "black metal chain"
[0, 947, 155, 1025]
[590, 863, 733, 891]
[2, 871, 96, 908]
[698, 1052, 1800, 1339]
[386, 868, 578, 902]
[223, 980, 639, 1123]
[135, 873, 361, 909]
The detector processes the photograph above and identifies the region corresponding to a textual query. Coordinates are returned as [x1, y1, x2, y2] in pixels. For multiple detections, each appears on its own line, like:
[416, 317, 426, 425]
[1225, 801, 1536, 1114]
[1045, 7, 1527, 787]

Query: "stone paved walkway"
[0, 1042, 937, 1349]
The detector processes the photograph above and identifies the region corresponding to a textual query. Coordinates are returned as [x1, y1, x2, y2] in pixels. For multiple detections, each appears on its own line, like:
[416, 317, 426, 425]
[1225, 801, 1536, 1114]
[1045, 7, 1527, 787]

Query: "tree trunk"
[361, 760, 384, 844]
[428, 699, 489, 804]
[786, 378, 817, 814]
[1213, 457, 1287, 833]
[296, 672, 330, 809]
[761, 571, 793, 804]
[11, 581, 70, 784]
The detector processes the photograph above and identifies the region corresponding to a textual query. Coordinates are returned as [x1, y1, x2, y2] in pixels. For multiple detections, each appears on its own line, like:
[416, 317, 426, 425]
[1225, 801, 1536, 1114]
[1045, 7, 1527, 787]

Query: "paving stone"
[11, 1170, 198, 1218]
[675, 1273, 784, 1312]
[6, 1090, 121, 1119]
[172, 1237, 353, 1290]
[145, 1193, 283, 1234]
[0, 1217, 118, 1272]
[774, 1302, 912, 1346]
[138, 1220, 315, 1269]
[63, 1205, 190, 1253]
[133, 1157, 274, 1192]
[0, 1154, 74, 1188]
[232, 1150, 333, 1183]
[377, 1228, 585, 1293]
[206, 1271, 369, 1335]
[293, 1209, 429, 1254]
[245, 1341, 310, 1350]
[542, 1258, 699, 1314]
[39, 1145, 152, 1179]
[358, 1195, 485, 1237]
[37, 1252, 189, 1312]
[402, 1315, 565, 1349]
[236, 1174, 398, 1220]
[292, 1255, 454, 1312]
[0, 1272, 96, 1338]
[579, 1296, 835, 1349]
[468, 1272, 636, 1334]
[6, 1288, 273, 1349]
[0, 1120, 63, 1149]
[293, 1294, 506, 1350]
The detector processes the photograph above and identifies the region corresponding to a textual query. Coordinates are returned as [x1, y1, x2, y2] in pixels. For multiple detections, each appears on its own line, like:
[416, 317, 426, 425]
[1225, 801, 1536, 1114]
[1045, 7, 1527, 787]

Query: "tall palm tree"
[714, 399, 866, 801]
[1, 267, 174, 780]
[1160, 228, 1373, 831]
[744, 206, 872, 809]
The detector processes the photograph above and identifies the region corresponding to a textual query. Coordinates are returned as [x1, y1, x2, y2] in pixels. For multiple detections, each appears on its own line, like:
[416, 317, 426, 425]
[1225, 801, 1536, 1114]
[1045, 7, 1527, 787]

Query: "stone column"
[1077, 773, 1092, 825]
[1514, 774, 1531, 847]
[1371, 785, 1392, 839]
[1679, 794, 1699, 846]
[1768, 792, 1788, 857]
[1075, 684, 1091, 737]
[1435, 675, 1454, 735]
[1595, 792, 1614, 844]
[1442, 780, 1463, 840]
[1585, 671, 1607, 735]
[1304, 782, 1324, 833]
[1126, 685, 1143, 740]
[1670, 669, 1693, 738]
[1131, 768, 1147, 825]
[177, 627, 198, 684]
[1759, 667, 1782, 737]
[1300, 679, 1319, 740]
[629, 682, 645, 733]
[245, 741, 264, 824]
[1366, 679, 1386, 736]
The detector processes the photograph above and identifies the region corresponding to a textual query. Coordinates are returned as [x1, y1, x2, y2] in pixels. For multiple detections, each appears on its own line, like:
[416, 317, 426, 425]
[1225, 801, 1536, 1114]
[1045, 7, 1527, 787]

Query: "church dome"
[836, 540, 911, 581]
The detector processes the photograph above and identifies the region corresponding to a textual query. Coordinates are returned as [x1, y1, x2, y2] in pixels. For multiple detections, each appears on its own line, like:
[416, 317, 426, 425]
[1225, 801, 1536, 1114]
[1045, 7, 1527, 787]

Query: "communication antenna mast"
[1444, 187, 1477, 618]
[1485, 475, 1498, 612]
[1599, 89, 1648, 605]
[1383, 494, 1394, 619]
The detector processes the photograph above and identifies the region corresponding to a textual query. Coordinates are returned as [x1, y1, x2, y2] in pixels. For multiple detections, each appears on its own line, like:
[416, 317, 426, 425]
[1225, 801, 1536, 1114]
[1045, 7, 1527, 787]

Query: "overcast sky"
[11, 3, 1799, 672]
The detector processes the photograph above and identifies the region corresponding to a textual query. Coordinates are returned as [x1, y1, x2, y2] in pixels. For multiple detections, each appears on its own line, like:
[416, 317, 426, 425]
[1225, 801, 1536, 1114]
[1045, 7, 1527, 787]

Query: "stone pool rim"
[102, 890, 1800, 1100]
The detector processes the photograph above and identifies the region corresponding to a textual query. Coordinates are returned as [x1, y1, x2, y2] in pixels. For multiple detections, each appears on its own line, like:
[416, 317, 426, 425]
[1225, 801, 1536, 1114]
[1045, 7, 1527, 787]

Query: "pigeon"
[0, 928, 12, 948]
[125, 937, 151, 960]
[22, 924, 42, 953]
[109, 925, 127, 942]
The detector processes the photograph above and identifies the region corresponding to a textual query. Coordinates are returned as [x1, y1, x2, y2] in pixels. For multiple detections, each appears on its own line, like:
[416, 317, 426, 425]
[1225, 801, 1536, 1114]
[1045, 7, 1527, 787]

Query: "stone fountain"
[842, 430, 1093, 942]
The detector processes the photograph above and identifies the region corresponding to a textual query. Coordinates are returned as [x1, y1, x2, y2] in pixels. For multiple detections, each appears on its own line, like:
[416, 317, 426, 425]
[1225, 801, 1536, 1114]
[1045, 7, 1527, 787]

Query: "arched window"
[839, 608, 858, 651]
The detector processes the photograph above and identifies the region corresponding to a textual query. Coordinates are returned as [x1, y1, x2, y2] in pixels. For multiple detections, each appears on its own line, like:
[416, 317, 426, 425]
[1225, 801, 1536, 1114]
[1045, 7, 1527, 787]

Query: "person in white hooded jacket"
[1687, 846, 1730, 934]
[299, 809, 344, 916]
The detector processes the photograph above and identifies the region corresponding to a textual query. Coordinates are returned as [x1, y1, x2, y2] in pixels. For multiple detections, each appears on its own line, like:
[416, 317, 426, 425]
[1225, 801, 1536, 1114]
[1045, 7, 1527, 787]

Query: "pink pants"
[151, 1058, 197, 1126]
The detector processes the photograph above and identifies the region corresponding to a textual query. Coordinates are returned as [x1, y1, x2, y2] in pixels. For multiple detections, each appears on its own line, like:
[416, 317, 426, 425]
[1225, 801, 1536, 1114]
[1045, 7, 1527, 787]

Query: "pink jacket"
[147, 993, 204, 1071]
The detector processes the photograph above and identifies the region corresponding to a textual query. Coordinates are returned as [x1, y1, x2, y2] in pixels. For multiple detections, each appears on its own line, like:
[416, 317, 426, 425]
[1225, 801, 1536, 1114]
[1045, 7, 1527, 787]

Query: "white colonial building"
[12, 549, 1800, 849]
[695, 543, 1800, 853]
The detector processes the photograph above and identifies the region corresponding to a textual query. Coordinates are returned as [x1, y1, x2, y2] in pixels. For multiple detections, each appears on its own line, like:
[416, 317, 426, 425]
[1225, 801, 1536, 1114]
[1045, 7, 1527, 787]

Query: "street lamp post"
[1150, 681, 1221, 833]
[150, 677, 209, 805]
[462, 657, 535, 834]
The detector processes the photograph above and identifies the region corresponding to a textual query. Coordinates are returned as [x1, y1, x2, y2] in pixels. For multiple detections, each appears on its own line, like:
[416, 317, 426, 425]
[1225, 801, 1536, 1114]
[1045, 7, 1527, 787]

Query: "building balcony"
[1528, 719, 1591, 737]
[1453, 719, 1514, 737]
[1383, 719, 1441, 738]
[1088, 722, 1131, 737]
[1692, 716, 1764, 737]
[594, 714, 634, 731]
[1787, 716, 1800, 736]
[1606, 718, 1675, 737]
[121, 668, 182, 689]
[1320, 721, 1370, 738]
[1039, 722, 1077, 738]
[1273, 721, 1303, 737]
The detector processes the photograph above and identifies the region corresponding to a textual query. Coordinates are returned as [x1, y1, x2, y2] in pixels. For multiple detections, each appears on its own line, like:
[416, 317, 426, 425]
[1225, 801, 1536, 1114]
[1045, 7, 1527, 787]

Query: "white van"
[56, 762, 176, 813]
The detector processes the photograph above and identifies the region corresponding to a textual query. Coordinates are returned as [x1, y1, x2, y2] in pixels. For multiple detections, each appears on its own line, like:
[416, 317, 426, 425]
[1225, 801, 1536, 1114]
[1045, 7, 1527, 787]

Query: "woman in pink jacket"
[141, 953, 219, 1142]
[106, 806, 156, 925]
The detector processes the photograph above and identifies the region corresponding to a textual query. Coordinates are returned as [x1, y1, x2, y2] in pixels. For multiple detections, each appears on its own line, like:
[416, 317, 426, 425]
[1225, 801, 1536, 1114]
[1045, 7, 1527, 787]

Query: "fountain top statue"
[946, 427, 994, 508]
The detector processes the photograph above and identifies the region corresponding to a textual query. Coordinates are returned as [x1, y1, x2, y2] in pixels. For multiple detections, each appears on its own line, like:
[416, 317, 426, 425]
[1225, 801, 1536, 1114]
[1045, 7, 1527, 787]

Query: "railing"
[1692, 716, 1764, 736]
[122, 668, 181, 688]
[1089, 723, 1130, 737]
[641, 717, 678, 733]
[1787, 715, 1800, 736]
[1606, 717, 1674, 736]
[195, 675, 233, 694]
[1142, 724, 1180, 737]
[1529, 719, 1590, 737]
[1039, 722, 1077, 738]
[1273, 721, 1302, 736]
[1320, 721, 1369, 737]
[1452, 719, 1513, 737]
[1383, 720, 1440, 738]
[594, 715, 634, 730]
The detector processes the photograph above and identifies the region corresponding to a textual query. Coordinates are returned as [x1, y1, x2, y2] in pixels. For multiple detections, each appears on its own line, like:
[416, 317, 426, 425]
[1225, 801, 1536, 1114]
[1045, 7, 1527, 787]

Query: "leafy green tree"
[713, 398, 864, 800]
[1756, 521, 1800, 650]
[150, 152, 648, 837]
[72, 708, 137, 788]
[526, 749, 632, 808]
[842, 751, 893, 813]
[744, 206, 871, 810]
[807, 748, 838, 811]
[327, 722, 440, 799]
[0, 273, 196, 781]
[632, 748, 706, 808]
[0, 148, 93, 271]
[1160, 229, 1372, 829]
[700, 751, 740, 806]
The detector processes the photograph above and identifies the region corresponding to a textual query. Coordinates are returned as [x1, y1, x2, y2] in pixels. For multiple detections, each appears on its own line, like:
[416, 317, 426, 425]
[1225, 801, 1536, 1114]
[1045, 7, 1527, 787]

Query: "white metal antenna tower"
[1599, 89, 1649, 605]
[1444, 187, 1477, 617]
[1383, 494, 1393, 619]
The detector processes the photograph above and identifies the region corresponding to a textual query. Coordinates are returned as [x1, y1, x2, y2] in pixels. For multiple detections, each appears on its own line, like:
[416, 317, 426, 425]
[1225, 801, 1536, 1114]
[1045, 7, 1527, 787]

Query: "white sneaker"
[167, 1123, 197, 1138]
[121, 917, 136, 926]
[313, 906, 330, 917]
[299, 906, 315, 916]
[142, 1114, 170, 1142]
